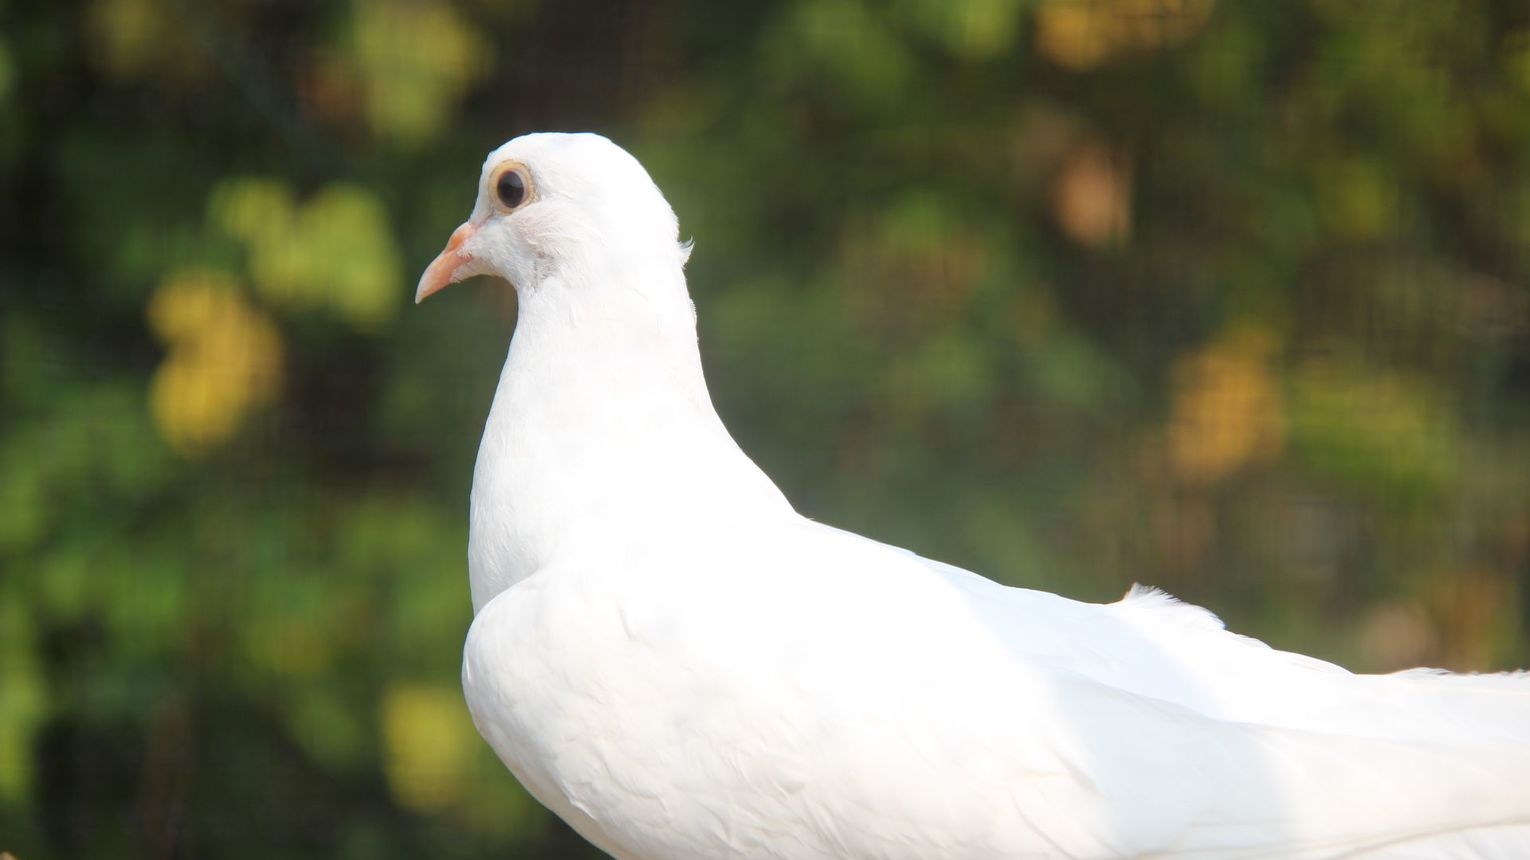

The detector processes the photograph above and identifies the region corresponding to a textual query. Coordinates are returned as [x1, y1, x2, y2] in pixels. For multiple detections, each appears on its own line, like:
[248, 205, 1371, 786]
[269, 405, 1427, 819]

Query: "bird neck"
[466, 263, 791, 611]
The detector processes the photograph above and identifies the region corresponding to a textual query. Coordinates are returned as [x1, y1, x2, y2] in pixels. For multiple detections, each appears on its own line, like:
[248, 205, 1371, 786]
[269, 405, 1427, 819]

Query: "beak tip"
[414, 222, 478, 306]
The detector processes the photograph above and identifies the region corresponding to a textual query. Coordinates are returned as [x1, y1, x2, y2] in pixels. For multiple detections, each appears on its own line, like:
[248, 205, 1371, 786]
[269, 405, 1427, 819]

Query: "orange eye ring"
[493, 163, 533, 211]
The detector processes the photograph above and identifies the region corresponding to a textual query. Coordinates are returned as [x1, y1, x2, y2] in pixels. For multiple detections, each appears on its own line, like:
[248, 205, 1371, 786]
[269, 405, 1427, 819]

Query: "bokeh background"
[4, 0, 1530, 857]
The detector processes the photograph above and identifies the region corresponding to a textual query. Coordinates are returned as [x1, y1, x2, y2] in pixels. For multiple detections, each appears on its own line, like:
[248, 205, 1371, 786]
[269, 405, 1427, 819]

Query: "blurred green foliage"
[3, 0, 1530, 857]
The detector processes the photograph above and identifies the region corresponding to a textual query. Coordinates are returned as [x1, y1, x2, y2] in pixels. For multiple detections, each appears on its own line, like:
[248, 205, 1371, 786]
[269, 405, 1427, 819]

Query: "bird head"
[415, 132, 689, 304]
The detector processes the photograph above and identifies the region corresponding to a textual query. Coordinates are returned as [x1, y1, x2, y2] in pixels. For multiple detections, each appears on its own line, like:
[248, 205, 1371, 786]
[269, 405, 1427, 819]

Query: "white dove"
[416, 132, 1530, 859]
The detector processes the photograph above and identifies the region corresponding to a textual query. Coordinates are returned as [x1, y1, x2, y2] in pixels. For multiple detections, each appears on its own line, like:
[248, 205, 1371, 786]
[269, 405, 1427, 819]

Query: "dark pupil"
[497, 170, 526, 208]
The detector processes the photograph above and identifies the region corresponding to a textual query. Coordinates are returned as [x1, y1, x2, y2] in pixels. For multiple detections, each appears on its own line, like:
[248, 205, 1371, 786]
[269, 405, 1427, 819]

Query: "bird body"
[418, 133, 1530, 859]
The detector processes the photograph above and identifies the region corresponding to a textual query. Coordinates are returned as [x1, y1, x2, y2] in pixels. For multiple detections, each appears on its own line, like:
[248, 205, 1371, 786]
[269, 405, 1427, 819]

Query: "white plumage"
[416, 132, 1530, 859]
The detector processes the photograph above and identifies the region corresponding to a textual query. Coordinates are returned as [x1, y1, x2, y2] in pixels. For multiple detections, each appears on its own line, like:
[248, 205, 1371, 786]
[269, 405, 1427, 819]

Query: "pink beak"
[415, 222, 478, 303]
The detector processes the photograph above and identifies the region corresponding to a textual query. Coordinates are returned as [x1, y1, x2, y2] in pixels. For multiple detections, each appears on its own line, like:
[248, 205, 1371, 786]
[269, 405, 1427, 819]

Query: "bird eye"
[494, 165, 530, 211]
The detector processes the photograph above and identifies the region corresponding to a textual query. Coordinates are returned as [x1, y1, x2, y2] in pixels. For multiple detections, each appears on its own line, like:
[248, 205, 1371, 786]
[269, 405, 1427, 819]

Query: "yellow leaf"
[147, 272, 283, 456]
[299, 185, 404, 331]
[1167, 326, 1284, 484]
[208, 178, 403, 330]
[380, 685, 477, 811]
[347, 0, 492, 148]
[1036, 0, 1214, 71]
[209, 178, 297, 250]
